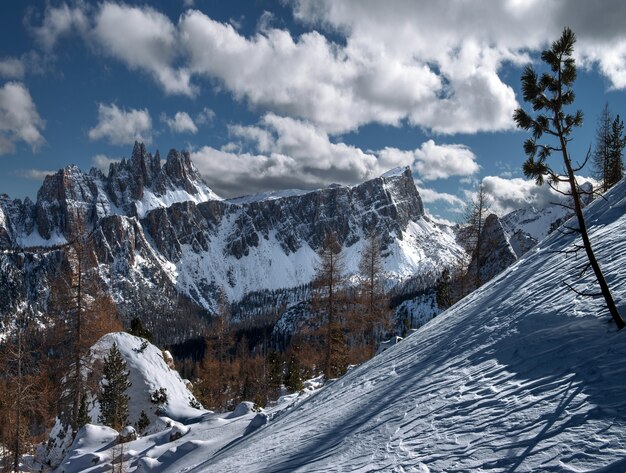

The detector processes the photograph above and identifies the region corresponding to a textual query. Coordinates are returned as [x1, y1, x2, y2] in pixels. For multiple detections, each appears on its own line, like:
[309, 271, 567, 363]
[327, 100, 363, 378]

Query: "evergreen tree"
[128, 317, 153, 342]
[136, 410, 150, 434]
[592, 103, 612, 191]
[435, 268, 453, 310]
[98, 343, 132, 431]
[76, 393, 91, 429]
[513, 27, 625, 330]
[285, 352, 303, 392]
[607, 114, 626, 189]
[267, 350, 283, 391]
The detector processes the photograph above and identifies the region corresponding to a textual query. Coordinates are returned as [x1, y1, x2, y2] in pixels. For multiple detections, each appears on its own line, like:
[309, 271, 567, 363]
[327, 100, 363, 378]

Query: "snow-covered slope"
[184, 179, 626, 471]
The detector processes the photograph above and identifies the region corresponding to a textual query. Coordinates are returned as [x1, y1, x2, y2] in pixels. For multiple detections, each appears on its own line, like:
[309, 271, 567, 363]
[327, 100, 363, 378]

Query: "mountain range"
[0, 142, 584, 344]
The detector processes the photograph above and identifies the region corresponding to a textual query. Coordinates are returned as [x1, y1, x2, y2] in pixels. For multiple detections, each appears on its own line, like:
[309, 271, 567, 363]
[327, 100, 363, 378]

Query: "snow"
[170, 200, 464, 307]
[381, 166, 409, 178]
[134, 186, 221, 218]
[226, 188, 313, 205]
[16, 228, 67, 247]
[175, 229, 320, 304]
[182, 178, 626, 471]
[42, 332, 206, 470]
[53, 177, 626, 471]
[89, 332, 205, 423]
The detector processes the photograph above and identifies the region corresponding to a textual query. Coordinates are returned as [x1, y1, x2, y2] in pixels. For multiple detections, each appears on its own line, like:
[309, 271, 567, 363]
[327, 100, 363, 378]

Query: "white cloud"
[192, 113, 478, 196]
[161, 111, 198, 134]
[29, 2, 89, 50]
[88, 103, 152, 145]
[29, 1, 626, 135]
[195, 107, 215, 125]
[378, 140, 479, 182]
[0, 58, 25, 79]
[416, 186, 466, 208]
[93, 3, 195, 96]
[16, 168, 55, 180]
[91, 154, 120, 172]
[0, 82, 46, 155]
[480, 175, 599, 216]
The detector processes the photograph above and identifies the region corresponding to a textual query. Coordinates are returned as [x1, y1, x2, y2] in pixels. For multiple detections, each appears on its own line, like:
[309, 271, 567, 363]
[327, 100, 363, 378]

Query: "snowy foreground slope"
[192, 183, 626, 471]
[57, 180, 626, 472]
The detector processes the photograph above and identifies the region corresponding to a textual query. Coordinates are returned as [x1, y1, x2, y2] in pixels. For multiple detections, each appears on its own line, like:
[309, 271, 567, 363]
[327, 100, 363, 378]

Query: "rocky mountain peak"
[161, 148, 205, 195]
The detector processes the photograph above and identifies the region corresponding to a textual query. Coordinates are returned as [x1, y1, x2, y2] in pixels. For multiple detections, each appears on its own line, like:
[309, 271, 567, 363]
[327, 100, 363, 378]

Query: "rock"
[118, 426, 137, 443]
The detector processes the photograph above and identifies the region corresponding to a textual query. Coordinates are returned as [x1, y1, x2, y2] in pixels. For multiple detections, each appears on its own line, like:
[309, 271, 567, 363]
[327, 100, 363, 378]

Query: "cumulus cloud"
[29, 2, 89, 50]
[480, 175, 599, 216]
[161, 111, 198, 134]
[191, 113, 478, 197]
[88, 103, 152, 145]
[416, 186, 466, 208]
[93, 3, 195, 96]
[379, 141, 479, 182]
[29, 1, 626, 135]
[0, 81, 46, 155]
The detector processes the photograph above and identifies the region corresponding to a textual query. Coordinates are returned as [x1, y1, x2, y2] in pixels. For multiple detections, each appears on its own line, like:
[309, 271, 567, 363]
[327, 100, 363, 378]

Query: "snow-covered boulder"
[89, 332, 205, 425]
[42, 332, 206, 468]
[228, 401, 256, 419]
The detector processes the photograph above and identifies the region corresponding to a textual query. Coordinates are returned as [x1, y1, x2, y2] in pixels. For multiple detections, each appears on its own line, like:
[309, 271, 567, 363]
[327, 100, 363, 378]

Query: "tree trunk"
[558, 126, 625, 330]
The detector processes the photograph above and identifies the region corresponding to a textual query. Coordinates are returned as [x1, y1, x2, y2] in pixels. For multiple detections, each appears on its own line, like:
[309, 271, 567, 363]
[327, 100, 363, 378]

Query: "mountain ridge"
[0, 144, 464, 343]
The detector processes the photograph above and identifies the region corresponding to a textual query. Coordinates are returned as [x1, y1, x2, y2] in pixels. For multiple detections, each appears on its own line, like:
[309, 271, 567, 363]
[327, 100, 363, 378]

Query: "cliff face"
[0, 144, 463, 343]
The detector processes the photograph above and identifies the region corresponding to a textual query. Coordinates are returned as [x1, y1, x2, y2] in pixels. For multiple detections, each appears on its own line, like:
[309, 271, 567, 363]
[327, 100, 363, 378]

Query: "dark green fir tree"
[98, 343, 132, 431]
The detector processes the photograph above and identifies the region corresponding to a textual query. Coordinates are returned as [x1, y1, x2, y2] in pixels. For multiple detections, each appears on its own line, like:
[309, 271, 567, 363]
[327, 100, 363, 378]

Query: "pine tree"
[128, 317, 153, 342]
[592, 103, 612, 191]
[285, 351, 303, 392]
[267, 350, 283, 392]
[98, 343, 132, 431]
[435, 268, 453, 310]
[76, 393, 91, 429]
[136, 410, 150, 434]
[513, 27, 625, 330]
[607, 114, 626, 189]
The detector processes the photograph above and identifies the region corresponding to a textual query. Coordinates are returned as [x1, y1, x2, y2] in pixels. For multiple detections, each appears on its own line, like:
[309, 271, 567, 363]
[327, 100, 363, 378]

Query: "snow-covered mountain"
[52, 176, 626, 472]
[0, 144, 464, 343]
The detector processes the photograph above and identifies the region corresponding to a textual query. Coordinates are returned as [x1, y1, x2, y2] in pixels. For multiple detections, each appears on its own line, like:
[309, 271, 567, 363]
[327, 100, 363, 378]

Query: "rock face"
[0, 145, 463, 343]
[467, 213, 518, 284]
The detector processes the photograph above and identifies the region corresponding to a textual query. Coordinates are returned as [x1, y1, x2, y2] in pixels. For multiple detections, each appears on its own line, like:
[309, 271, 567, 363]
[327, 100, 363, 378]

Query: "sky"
[1, 0, 626, 222]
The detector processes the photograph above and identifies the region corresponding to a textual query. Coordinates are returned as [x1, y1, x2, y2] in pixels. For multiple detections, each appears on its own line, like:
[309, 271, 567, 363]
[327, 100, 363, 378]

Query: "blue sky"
[1, 1, 626, 222]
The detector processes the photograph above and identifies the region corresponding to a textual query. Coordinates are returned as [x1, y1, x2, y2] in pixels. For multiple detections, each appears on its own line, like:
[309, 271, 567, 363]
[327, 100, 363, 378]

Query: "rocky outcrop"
[468, 213, 518, 284]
